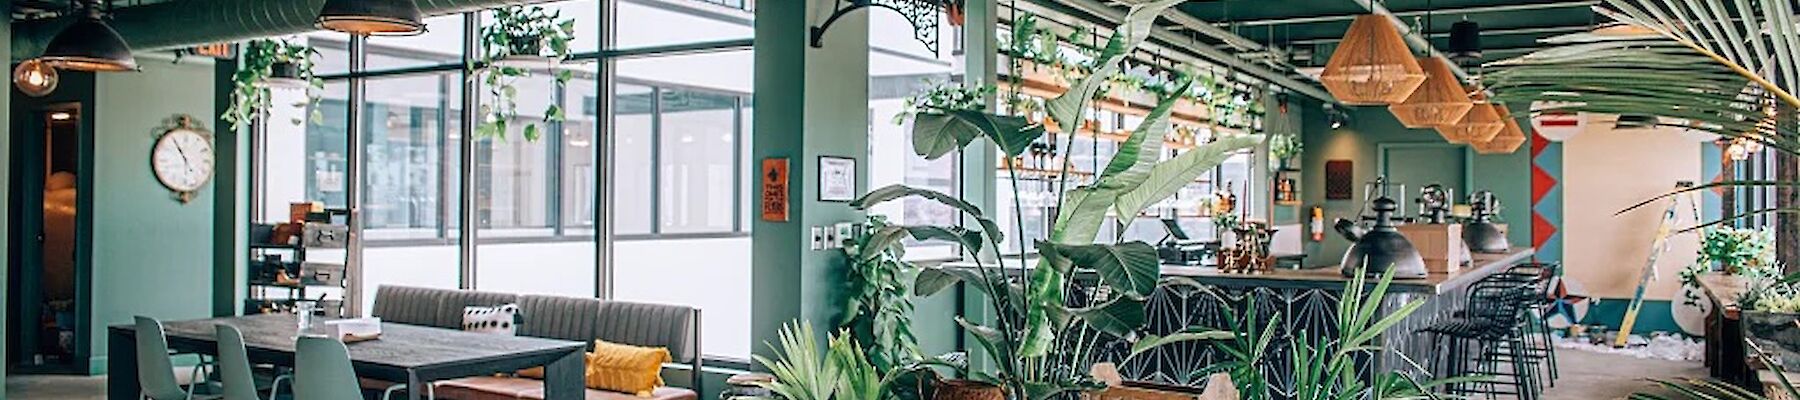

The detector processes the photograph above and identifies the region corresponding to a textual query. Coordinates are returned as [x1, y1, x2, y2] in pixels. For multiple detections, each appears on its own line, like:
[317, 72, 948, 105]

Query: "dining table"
[107, 314, 587, 400]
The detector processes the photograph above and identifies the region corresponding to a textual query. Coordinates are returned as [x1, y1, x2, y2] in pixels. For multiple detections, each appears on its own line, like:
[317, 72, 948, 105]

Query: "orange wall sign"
[761, 158, 790, 222]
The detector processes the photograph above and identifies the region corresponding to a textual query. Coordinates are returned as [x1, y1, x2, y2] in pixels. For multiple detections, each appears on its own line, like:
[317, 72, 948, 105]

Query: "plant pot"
[933, 379, 1004, 400]
[1743, 310, 1800, 370]
[269, 62, 301, 80]
[506, 34, 544, 58]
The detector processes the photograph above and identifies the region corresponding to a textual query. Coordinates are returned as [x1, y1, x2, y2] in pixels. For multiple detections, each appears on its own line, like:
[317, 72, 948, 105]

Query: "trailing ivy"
[222, 39, 323, 131]
[476, 5, 577, 141]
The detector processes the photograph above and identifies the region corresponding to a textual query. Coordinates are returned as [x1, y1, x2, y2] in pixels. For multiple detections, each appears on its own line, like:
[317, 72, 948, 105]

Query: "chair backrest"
[134, 316, 188, 400]
[294, 336, 366, 400]
[215, 325, 262, 400]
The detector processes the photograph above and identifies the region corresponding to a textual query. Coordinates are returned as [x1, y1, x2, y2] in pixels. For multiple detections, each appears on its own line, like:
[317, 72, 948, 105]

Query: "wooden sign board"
[1325, 160, 1354, 200]
[761, 158, 790, 222]
[186, 43, 236, 59]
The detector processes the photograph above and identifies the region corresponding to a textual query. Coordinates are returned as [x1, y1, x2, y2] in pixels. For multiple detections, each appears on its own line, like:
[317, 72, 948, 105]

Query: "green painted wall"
[87, 58, 219, 370]
[749, 0, 872, 356]
[1299, 105, 1531, 264]
[1, 14, 11, 397]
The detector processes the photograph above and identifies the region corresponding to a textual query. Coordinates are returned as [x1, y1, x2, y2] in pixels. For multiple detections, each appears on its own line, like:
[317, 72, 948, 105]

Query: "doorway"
[8, 103, 90, 374]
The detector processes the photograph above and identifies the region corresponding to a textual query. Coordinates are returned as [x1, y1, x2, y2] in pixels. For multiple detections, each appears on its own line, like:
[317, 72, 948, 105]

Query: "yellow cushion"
[586, 340, 670, 396]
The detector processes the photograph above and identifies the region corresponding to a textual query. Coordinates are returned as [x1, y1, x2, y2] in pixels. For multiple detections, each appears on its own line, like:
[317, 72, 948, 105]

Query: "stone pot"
[933, 379, 1004, 400]
[269, 61, 301, 80]
[1743, 310, 1800, 369]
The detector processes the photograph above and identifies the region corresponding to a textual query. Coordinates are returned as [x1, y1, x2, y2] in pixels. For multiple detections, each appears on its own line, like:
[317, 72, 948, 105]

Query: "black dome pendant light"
[1447, 19, 1481, 66]
[317, 0, 426, 36]
[39, 0, 138, 72]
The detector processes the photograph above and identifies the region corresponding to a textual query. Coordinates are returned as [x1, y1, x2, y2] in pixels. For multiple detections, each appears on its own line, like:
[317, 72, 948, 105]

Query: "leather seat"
[434, 377, 699, 400]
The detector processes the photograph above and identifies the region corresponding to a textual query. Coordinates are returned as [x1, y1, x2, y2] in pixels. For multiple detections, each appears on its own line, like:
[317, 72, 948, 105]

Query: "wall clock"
[150, 115, 214, 203]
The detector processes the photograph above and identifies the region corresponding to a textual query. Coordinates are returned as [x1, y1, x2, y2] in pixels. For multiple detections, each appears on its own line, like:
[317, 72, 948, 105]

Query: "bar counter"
[1119, 248, 1535, 397]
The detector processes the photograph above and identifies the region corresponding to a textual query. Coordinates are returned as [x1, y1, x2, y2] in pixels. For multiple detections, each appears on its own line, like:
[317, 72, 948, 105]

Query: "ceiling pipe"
[12, 0, 561, 60]
[1221, 1, 1599, 28]
[1288, 25, 1588, 46]
[1044, 0, 1340, 104]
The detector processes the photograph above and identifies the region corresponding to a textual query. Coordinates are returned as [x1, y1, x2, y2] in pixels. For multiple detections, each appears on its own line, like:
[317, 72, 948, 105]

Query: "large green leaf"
[851, 184, 1004, 245]
[1114, 134, 1266, 221]
[909, 111, 1040, 160]
[861, 225, 985, 262]
[1125, 329, 1233, 363]
[913, 267, 985, 297]
[1069, 297, 1147, 338]
[1042, 242, 1161, 299]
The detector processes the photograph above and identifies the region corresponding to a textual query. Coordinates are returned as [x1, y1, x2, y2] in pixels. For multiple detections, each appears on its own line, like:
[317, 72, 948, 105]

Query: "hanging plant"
[222, 39, 324, 130]
[476, 5, 577, 141]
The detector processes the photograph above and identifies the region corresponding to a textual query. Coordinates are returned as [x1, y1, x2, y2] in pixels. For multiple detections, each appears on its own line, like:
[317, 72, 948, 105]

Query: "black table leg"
[108, 328, 140, 400]
[543, 349, 585, 400]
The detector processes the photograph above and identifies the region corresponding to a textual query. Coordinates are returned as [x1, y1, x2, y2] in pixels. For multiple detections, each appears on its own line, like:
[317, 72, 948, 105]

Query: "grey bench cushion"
[517, 294, 604, 344]
[436, 290, 520, 329]
[596, 301, 698, 363]
[370, 286, 450, 327]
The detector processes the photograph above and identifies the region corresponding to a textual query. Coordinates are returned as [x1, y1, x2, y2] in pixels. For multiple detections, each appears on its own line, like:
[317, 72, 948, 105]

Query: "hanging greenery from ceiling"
[222, 39, 324, 131]
[1483, 0, 1800, 229]
[476, 5, 577, 141]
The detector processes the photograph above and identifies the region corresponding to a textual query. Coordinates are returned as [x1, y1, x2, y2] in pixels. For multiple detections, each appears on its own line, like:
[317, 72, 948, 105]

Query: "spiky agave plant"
[1483, 0, 1800, 229]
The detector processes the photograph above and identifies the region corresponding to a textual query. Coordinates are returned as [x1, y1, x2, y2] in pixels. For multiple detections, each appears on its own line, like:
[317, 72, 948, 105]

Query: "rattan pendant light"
[1436, 90, 1504, 143]
[1389, 56, 1473, 128]
[1320, 15, 1427, 105]
[1473, 106, 1527, 154]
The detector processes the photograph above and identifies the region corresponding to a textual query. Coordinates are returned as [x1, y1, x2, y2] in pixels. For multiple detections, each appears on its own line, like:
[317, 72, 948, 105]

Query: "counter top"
[944, 248, 1535, 295]
[1698, 272, 1753, 319]
[1162, 248, 1536, 294]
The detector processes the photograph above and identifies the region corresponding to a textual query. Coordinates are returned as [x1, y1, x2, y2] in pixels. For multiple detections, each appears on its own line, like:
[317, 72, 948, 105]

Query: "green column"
[750, 0, 872, 355]
[1, 12, 11, 399]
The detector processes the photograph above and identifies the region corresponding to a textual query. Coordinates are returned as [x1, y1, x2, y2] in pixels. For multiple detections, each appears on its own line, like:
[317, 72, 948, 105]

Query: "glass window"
[613, 49, 753, 360]
[657, 88, 739, 234]
[366, 15, 465, 71]
[614, 83, 655, 235]
[616, 0, 753, 49]
[359, 73, 464, 312]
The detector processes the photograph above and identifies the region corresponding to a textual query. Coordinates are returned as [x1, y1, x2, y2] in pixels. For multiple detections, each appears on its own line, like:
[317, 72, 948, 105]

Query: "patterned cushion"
[462, 304, 522, 335]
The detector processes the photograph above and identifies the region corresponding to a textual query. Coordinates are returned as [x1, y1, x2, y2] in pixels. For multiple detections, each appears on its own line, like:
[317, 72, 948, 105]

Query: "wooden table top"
[1161, 248, 1536, 294]
[112, 314, 585, 370]
[1698, 273, 1754, 319]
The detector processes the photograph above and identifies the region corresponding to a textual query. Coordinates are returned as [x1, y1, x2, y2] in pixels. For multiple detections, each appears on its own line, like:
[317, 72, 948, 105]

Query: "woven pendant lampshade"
[1320, 15, 1427, 105]
[1389, 56, 1473, 128]
[1436, 91, 1504, 143]
[1473, 107, 1527, 154]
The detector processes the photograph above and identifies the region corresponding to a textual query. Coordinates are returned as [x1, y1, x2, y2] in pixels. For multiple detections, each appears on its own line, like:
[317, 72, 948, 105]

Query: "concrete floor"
[5, 349, 1709, 399]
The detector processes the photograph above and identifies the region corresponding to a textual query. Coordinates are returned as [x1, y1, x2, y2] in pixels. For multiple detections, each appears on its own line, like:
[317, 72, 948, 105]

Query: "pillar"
[750, 0, 872, 353]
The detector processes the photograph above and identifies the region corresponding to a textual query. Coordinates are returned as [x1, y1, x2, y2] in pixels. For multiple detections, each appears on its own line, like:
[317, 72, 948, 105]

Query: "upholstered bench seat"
[434, 376, 701, 400]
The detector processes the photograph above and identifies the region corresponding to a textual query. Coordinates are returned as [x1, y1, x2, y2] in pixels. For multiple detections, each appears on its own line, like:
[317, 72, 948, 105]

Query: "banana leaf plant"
[849, 1, 1264, 398]
[1481, 0, 1800, 230]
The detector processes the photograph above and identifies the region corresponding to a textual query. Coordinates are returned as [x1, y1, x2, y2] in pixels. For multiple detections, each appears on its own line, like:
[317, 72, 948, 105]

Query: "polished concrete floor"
[6, 349, 1708, 399]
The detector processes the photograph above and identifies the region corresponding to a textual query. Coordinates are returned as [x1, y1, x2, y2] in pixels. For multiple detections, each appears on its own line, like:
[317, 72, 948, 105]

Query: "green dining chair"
[135, 316, 208, 400]
[215, 325, 291, 400]
[293, 336, 422, 400]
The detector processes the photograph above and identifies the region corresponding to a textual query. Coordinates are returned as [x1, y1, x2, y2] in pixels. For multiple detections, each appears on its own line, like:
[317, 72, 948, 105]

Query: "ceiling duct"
[13, 0, 561, 61]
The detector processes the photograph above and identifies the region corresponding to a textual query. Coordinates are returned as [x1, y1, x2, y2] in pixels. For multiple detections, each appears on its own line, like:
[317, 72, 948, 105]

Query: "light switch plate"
[810, 226, 825, 250]
[823, 225, 840, 249]
[834, 223, 855, 248]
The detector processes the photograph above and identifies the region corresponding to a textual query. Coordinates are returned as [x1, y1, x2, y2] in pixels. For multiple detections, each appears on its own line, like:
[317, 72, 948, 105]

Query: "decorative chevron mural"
[1530, 129, 1563, 265]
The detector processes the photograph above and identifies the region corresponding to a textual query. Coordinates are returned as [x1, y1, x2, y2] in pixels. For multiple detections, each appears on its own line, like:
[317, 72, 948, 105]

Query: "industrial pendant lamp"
[14, 60, 59, 97]
[39, 1, 137, 72]
[1435, 90, 1504, 143]
[1473, 106, 1527, 154]
[1389, 56, 1473, 128]
[1319, 15, 1426, 105]
[1447, 20, 1482, 65]
[317, 0, 425, 36]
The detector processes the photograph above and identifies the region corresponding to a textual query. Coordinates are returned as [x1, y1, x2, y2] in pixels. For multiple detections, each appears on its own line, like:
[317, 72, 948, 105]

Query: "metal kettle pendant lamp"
[39, 2, 137, 72]
[1388, 56, 1473, 128]
[317, 0, 426, 36]
[1319, 15, 1427, 105]
[1436, 89, 1504, 143]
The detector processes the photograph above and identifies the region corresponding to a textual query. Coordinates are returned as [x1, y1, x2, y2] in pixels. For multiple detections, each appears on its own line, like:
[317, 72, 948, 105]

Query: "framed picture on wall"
[1326, 160, 1354, 200]
[818, 156, 857, 202]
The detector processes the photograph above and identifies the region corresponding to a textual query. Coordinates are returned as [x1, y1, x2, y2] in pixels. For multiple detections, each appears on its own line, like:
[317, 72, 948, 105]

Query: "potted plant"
[847, 1, 1265, 399]
[1268, 133, 1302, 170]
[222, 39, 324, 130]
[476, 5, 577, 141]
[1735, 266, 1800, 372]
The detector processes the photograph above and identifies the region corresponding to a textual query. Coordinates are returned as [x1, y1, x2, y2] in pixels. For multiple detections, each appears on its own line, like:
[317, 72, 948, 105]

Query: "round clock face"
[151, 128, 214, 193]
